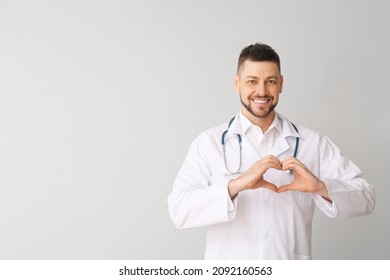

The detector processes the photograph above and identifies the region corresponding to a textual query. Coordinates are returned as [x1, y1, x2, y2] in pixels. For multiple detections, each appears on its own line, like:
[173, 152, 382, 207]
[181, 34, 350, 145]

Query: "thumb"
[277, 183, 295, 193]
[261, 179, 278, 192]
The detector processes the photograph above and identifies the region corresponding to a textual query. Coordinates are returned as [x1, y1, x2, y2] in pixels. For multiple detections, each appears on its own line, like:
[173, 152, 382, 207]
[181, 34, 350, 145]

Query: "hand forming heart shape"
[228, 155, 330, 200]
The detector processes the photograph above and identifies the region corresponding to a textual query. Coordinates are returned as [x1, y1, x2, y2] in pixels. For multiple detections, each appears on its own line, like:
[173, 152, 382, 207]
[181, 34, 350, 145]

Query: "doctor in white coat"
[167, 43, 375, 260]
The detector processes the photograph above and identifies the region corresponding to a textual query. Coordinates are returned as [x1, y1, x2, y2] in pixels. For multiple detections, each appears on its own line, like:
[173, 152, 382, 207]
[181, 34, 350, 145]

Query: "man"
[167, 43, 375, 259]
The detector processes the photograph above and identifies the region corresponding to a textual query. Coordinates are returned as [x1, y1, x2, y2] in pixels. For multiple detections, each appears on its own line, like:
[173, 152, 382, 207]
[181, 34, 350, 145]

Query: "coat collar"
[228, 112, 300, 137]
[226, 111, 300, 158]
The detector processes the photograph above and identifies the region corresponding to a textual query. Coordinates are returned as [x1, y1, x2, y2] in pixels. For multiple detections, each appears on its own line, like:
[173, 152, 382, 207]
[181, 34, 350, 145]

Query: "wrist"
[316, 180, 331, 201]
[228, 178, 242, 198]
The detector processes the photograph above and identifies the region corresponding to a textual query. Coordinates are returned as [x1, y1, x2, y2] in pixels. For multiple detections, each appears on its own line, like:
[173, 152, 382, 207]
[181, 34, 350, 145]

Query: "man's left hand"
[278, 156, 331, 201]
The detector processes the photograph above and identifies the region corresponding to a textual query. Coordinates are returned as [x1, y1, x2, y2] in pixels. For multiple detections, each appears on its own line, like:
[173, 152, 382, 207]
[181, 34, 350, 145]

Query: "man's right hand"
[228, 155, 282, 198]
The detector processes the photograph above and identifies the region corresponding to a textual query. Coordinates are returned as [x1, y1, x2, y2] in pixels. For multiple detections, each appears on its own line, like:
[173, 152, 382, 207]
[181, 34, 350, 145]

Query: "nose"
[255, 81, 266, 95]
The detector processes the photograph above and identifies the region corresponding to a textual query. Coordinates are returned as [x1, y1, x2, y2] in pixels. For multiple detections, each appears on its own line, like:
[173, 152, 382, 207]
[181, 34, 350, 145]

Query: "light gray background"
[0, 0, 389, 259]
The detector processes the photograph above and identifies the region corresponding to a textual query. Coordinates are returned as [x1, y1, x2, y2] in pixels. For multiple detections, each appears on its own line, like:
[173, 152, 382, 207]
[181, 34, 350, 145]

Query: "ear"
[279, 75, 284, 94]
[234, 74, 240, 92]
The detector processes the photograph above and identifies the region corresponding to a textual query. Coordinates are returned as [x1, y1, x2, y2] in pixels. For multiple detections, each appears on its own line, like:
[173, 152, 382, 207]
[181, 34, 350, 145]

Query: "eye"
[248, 80, 257, 85]
[267, 80, 277, 85]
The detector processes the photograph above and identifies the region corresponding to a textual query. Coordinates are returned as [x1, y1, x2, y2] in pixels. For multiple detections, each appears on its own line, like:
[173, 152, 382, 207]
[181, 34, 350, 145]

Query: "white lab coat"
[167, 113, 375, 259]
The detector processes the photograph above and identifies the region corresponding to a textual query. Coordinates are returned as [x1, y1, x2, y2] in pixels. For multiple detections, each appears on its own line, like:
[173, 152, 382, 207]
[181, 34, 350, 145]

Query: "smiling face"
[234, 60, 283, 130]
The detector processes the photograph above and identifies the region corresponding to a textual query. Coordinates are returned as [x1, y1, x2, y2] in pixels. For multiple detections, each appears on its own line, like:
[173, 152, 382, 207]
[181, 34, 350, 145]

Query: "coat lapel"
[270, 114, 301, 158]
[270, 136, 291, 158]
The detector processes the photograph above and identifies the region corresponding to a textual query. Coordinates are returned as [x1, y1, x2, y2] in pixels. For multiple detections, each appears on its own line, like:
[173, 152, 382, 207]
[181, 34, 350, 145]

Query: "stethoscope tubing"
[221, 116, 299, 175]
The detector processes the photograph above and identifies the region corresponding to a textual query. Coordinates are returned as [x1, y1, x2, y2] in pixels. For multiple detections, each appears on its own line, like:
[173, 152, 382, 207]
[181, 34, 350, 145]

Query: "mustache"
[251, 95, 274, 99]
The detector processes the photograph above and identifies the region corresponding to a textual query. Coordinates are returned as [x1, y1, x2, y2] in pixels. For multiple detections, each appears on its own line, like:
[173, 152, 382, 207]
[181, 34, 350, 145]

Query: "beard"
[240, 94, 277, 119]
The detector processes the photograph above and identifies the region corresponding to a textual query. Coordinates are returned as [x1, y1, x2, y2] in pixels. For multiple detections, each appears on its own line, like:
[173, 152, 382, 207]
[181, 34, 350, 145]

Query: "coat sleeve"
[167, 135, 237, 229]
[313, 134, 375, 218]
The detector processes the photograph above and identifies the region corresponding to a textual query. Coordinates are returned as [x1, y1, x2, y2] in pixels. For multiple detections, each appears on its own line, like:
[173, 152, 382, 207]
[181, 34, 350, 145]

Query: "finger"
[264, 154, 281, 161]
[266, 161, 282, 170]
[261, 155, 282, 164]
[281, 156, 295, 165]
[254, 161, 281, 173]
[281, 156, 300, 168]
[281, 161, 305, 172]
[280, 161, 296, 172]
[262, 157, 282, 169]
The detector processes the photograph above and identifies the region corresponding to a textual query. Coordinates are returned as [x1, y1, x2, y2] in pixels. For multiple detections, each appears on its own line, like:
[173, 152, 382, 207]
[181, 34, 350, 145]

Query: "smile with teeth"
[252, 98, 272, 106]
[253, 99, 269, 103]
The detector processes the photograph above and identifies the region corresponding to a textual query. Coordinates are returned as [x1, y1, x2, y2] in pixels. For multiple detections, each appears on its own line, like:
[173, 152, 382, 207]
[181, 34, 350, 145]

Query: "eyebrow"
[245, 75, 279, 80]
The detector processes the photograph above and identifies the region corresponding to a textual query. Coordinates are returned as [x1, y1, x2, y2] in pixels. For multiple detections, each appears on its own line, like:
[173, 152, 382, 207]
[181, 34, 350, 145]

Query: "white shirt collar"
[238, 110, 282, 135]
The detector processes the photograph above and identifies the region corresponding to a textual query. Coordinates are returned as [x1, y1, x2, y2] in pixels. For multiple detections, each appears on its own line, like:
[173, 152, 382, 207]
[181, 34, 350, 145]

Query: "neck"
[242, 109, 276, 133]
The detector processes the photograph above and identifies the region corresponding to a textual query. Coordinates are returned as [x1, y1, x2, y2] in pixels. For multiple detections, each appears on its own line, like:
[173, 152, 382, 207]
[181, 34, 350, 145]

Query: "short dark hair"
[237, 43, 281, 74]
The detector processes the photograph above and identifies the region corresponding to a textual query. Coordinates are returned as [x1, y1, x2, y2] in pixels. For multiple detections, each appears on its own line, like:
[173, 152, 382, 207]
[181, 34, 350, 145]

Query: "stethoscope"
[221, 116, 300, 175]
